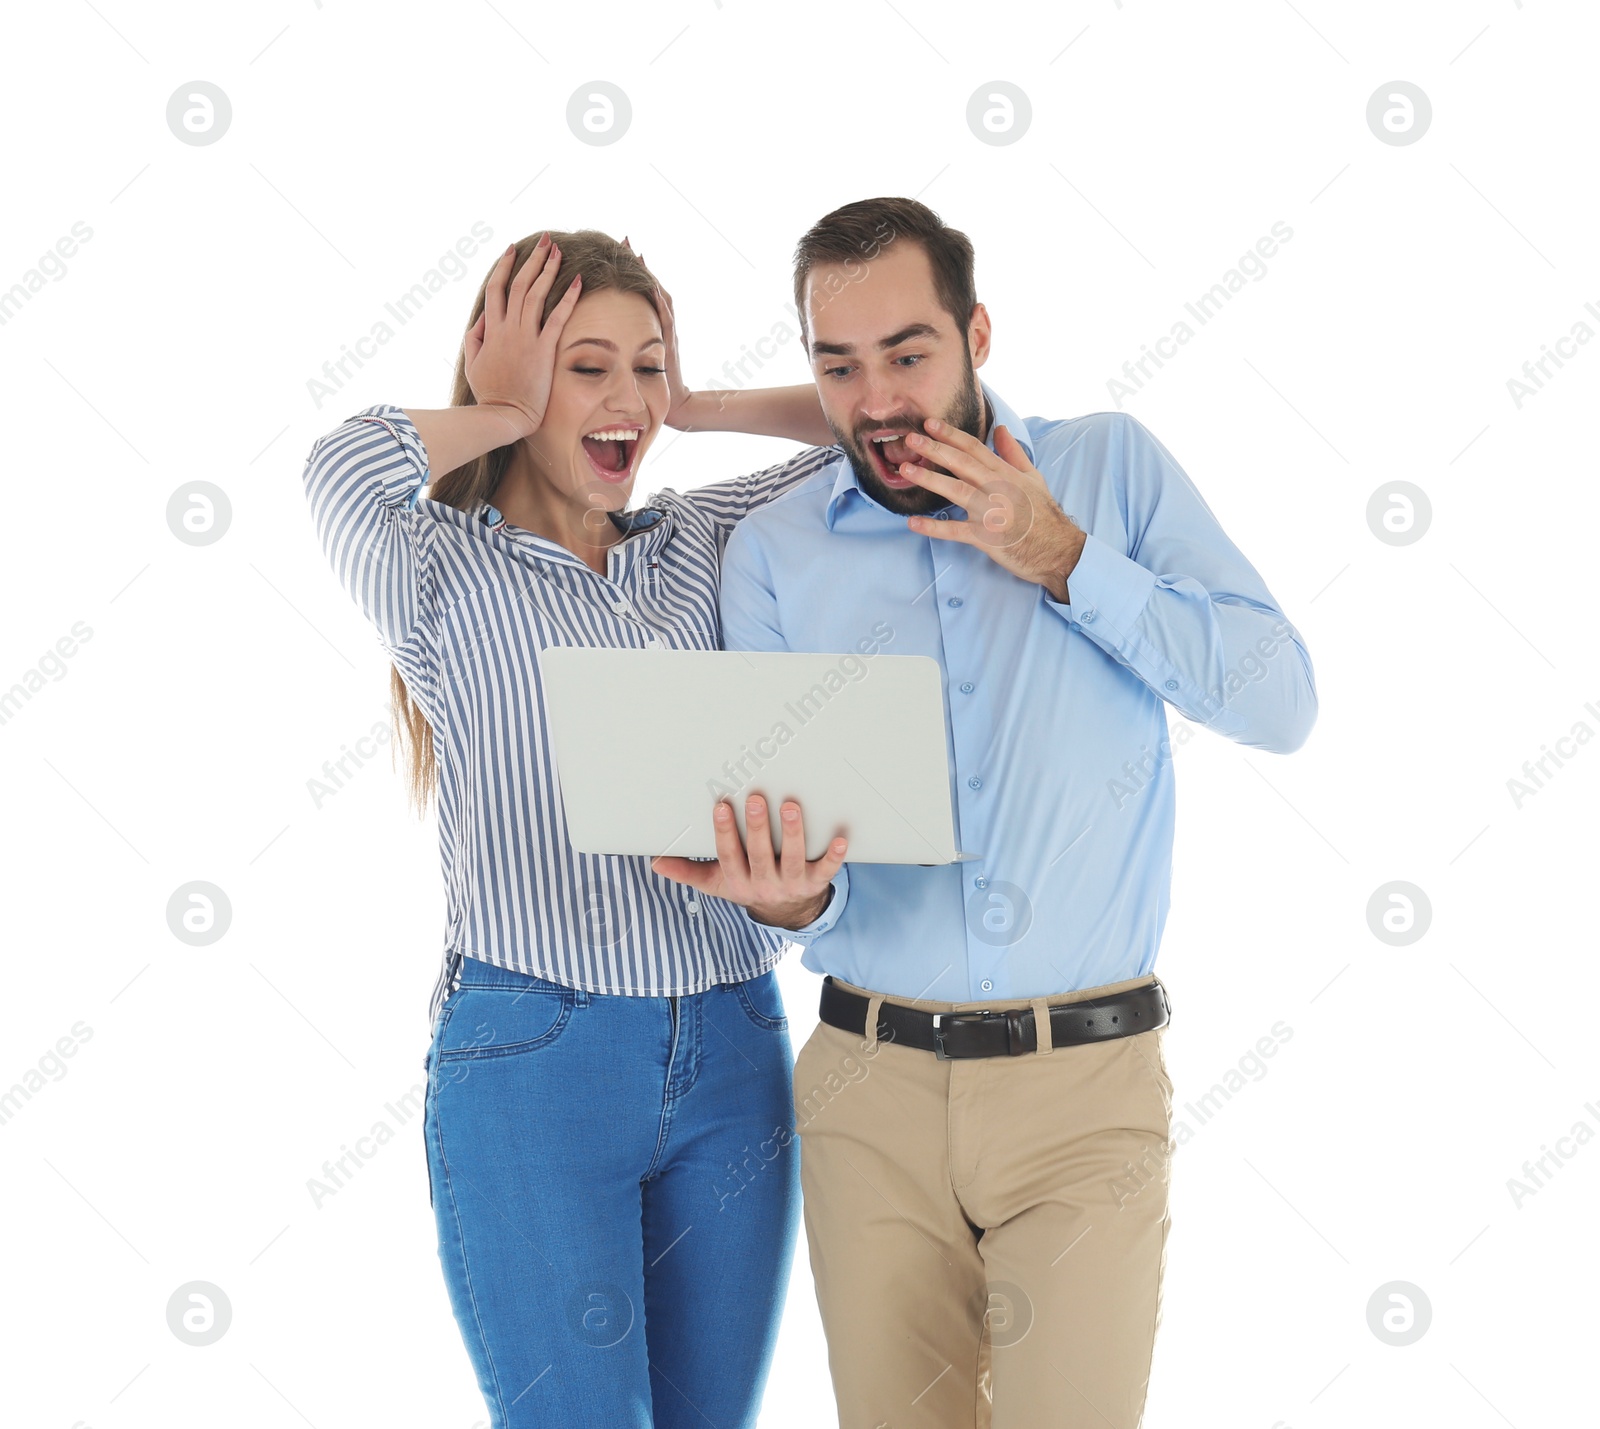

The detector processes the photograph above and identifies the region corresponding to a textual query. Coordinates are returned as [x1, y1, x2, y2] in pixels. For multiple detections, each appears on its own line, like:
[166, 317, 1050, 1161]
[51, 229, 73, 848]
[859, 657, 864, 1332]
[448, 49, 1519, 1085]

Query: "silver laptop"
[539, 647, 976, 865]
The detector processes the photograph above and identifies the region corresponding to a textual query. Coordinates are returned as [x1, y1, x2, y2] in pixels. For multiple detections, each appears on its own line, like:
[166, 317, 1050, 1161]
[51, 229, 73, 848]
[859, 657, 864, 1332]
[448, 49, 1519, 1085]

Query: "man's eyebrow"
[809, 322, 942, 357]
[564, 336, 666, 352]
[878, 323, 940, 349]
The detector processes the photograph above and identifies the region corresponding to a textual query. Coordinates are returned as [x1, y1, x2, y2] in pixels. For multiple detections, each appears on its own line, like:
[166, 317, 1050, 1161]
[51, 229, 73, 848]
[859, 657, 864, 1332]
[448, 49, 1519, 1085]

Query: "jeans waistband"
[454, 954, 589, 998]
[451, 954, 777, 1000]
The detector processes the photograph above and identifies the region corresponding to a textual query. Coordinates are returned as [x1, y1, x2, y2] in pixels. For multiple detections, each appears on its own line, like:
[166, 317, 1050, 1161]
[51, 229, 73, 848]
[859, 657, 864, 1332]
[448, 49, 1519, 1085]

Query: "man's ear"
[967, 301, 992, 370]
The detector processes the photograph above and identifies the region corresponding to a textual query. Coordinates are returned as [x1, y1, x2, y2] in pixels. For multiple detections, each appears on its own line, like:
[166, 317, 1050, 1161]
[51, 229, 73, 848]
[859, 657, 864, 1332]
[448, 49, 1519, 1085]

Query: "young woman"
[301, 231, 849, 1428]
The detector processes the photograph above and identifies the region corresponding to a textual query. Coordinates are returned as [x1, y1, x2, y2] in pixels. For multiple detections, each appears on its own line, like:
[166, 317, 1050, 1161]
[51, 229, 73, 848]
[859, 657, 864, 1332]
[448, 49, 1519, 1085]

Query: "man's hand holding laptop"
[651, 795, 847, 931]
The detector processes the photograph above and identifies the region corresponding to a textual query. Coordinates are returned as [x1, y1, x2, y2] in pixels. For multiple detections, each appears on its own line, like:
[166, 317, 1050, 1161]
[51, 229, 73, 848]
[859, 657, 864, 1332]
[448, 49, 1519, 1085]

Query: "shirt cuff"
[747, 864, 848, 945]
[1042, 530, 1158, 641]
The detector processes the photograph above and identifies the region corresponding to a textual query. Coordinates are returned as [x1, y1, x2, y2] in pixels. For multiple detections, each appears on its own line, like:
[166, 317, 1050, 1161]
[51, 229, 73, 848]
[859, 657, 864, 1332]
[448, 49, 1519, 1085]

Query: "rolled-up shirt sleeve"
[301, 403, 434, 651]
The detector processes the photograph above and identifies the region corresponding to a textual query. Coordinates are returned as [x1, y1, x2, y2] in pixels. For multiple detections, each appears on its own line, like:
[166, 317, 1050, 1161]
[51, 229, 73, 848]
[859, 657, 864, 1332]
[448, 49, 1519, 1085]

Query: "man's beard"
[833, 368, 986, 517]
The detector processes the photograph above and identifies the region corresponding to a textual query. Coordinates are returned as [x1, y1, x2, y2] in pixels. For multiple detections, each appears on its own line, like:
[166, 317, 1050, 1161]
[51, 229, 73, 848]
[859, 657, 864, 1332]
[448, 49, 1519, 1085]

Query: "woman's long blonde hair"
[389, 229, 660, 815]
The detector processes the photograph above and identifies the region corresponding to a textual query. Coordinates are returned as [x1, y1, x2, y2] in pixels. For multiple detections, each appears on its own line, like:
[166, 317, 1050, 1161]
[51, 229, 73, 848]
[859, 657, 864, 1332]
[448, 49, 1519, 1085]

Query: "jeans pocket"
[435, 986, 575, 1062]
[732, 969, 789, 1031]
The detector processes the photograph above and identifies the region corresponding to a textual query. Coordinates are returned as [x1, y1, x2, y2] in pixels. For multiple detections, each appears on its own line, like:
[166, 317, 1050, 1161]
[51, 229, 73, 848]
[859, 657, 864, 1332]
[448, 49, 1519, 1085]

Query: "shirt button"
[980, 979, 994, 993]
[968, 776, 982, 790]
[1080, 608, 1096, 624]
[610, 599, 630, 615]
[1164, 679, 1178, 690]
[646, 637, 662, 649]
[685, 900, 700, 915]
[947, 597, 963, 608]
[974, 876, 988, 889]
[960, 682, 974, 693]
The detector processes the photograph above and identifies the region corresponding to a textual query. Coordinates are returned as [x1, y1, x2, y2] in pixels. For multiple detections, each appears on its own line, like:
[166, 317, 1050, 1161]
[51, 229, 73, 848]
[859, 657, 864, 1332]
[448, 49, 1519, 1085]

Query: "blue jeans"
[423, 955, 801, 1427]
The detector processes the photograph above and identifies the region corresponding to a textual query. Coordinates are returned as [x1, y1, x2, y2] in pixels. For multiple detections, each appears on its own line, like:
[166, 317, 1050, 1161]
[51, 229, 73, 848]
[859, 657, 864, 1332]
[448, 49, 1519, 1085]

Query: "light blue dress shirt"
[718, 383, 1318, 1002]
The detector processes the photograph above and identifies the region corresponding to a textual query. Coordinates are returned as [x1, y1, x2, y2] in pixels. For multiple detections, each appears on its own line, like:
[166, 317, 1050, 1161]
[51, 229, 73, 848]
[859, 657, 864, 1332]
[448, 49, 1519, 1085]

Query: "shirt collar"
[823, 381, 1034, 531]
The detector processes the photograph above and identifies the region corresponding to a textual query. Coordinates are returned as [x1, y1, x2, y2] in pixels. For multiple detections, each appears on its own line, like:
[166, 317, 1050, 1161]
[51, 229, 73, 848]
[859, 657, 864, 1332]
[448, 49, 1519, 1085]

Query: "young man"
[713, 197, 1318, 1428]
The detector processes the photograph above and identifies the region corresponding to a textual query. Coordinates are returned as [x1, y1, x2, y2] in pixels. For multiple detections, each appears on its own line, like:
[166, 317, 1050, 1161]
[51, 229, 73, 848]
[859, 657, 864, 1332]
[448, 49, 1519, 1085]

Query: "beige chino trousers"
[792, 973, 1173, 1429]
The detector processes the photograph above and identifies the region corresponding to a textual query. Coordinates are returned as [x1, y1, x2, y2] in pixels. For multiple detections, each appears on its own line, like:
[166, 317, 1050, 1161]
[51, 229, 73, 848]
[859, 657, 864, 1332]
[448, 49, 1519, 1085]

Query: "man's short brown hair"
[792, 197, 976, 342]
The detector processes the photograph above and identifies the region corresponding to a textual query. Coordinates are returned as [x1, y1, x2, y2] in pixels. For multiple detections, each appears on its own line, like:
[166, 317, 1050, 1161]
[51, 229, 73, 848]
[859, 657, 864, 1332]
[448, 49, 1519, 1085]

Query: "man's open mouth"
[580, 427, 643, 483]
[864, 430, 926, 486]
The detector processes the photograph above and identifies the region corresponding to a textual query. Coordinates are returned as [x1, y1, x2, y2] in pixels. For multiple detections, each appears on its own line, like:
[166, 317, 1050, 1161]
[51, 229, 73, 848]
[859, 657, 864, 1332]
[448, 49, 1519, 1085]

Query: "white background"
[2, 1, 1595, 1425]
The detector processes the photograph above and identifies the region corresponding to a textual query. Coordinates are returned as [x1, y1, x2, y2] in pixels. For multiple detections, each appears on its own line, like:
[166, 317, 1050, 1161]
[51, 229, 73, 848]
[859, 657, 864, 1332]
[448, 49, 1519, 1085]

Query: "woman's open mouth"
[580, 426, 643, 484]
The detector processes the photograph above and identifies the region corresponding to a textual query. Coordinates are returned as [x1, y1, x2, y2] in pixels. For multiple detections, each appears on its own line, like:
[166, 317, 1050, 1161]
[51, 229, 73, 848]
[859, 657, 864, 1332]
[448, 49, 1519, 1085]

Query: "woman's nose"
[605, 377, 647, 412]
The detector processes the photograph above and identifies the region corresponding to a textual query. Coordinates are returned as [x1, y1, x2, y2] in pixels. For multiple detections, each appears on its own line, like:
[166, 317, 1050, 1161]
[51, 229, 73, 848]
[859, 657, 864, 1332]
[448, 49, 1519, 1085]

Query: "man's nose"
[856, 374, 906, 424]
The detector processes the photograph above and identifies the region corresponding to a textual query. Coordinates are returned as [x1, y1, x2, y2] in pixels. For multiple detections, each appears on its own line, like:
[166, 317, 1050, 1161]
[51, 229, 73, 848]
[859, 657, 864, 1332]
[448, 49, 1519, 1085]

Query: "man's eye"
[894, 354, 924, 366]
[823, 366, 852, 379]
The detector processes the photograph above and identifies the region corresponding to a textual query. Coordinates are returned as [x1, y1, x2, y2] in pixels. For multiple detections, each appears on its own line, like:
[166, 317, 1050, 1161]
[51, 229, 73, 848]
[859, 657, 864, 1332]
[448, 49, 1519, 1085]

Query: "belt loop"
[1030, 997, 1054, 1055]
[863, 993, 886, 1054]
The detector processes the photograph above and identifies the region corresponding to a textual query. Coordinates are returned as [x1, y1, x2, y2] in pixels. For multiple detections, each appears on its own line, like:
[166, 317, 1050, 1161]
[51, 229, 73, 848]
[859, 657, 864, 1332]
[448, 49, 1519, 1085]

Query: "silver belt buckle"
[931, 1010, 990, 1060]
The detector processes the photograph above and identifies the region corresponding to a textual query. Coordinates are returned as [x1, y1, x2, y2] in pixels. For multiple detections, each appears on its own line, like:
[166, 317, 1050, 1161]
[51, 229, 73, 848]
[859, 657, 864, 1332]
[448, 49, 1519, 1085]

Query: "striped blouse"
[301, 405, 850, 1030]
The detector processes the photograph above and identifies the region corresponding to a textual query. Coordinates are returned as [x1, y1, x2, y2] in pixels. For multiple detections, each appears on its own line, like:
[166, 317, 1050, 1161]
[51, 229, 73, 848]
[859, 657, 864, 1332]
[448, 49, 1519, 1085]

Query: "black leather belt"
[818, 976, 1170, 1059]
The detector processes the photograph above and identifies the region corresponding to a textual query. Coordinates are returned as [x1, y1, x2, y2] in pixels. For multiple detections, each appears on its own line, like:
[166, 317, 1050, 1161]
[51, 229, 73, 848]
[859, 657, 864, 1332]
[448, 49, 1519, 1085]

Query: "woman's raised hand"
[653, 276, 697, 430]
[463, 235, 584, 438]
